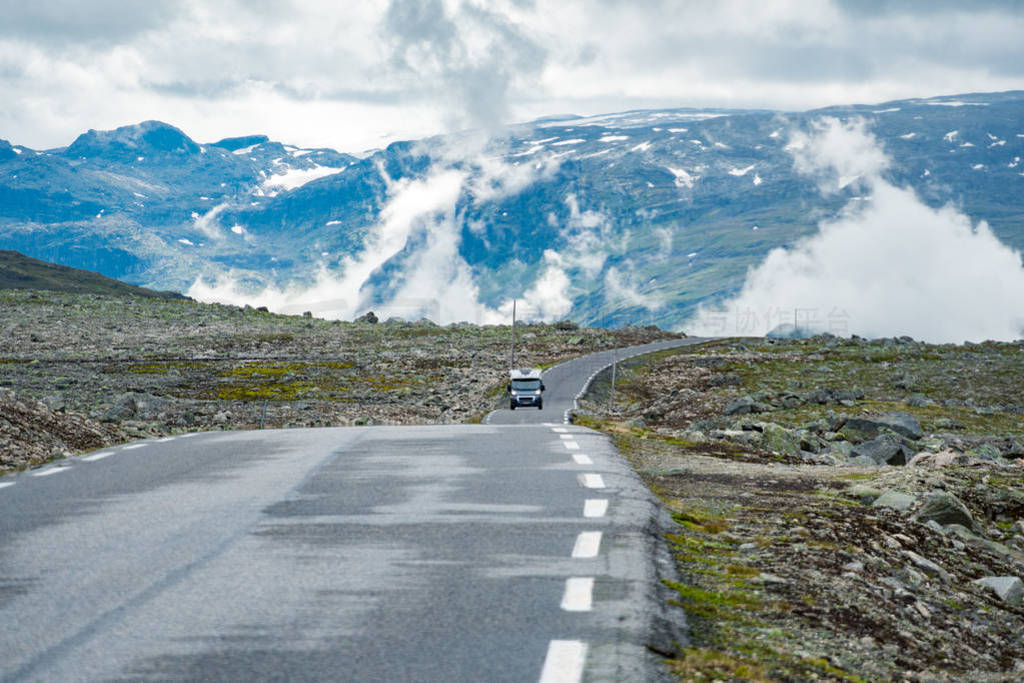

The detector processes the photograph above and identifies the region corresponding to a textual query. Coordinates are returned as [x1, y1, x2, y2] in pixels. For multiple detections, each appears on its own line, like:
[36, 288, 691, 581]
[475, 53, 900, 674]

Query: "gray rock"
[973, 576, 1024, 606]
[757, 423, 801, 456]
[902, 550, 953, 583]
[915, 492, 975, 529]
[724, 396, 770, 416]
[946, 524, 1015, 557]
[101, 393, 138, 422]
[849, 485, 883, 504]
[354, 311, 378, 324]
[968, 444, 1003, 461]
[851, 435, 910, 465]
[906, 393, 935, 407]
[872, 490, 917, 512]
[842, 411, 924, 441]
[850, 455, 880, 467]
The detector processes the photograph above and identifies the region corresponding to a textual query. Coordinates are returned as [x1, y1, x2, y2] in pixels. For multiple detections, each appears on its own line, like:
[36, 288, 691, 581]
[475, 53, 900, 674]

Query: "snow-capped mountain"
[1, 92, 1022, 328]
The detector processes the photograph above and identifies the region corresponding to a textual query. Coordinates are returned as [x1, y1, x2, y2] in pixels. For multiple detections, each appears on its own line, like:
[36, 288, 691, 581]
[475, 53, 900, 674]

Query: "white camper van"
[507, 368, 545, 410]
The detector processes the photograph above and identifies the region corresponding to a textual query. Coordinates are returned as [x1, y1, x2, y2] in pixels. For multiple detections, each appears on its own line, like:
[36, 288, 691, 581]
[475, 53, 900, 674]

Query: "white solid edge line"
[583, 499, 609, 518]
[0, 482, 14, 490]
[563, 441, 580, 450]
[572, 531, 602, 558]
[122, 444, 148, 450]
[578, 473, 605, 489]
[32, 467, 67, 477]
[539, 640, 587, 683]
[560, 577, 595, 612]
[571, 453, 593, 465]
[156, 436, 176, 442]
[180, 433, 199, 438]
[82, 451, 114, 462]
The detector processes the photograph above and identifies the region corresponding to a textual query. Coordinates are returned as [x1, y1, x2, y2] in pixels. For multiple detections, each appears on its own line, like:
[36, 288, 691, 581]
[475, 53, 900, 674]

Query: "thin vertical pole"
[609, 352, 617, 412]
[510, 299, 517, 371]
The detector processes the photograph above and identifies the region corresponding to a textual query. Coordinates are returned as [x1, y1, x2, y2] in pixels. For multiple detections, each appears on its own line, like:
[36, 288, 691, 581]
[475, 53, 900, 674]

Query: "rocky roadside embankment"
[576, 335, 1024, 681]
[0, 289, 678, 473]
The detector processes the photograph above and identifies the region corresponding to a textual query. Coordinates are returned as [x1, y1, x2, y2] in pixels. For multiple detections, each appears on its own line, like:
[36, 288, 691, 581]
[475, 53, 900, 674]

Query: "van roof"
[509, 368, 543, 379]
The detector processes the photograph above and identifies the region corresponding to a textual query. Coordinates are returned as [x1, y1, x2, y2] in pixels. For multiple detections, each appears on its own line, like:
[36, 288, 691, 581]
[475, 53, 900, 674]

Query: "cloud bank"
[686, 118, 1024, 343]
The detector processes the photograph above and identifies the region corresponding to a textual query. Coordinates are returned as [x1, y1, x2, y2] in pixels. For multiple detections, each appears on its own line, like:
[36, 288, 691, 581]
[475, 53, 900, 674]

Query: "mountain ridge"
[1, 90, 1022, 329]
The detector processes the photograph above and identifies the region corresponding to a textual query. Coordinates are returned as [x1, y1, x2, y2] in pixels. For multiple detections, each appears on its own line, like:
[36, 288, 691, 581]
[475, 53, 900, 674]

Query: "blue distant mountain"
[1, 92, 1022, 327]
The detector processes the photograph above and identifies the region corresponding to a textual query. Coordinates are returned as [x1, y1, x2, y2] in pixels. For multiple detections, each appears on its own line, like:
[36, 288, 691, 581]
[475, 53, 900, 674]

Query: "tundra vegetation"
[575, 336, 1024, 681]
[0, 289, 674, 472]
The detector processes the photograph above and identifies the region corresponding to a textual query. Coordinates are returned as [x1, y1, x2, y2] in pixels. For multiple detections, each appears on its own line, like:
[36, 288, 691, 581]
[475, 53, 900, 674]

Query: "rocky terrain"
[576, 336, 1024, 680]
[0, 289, 676, 473]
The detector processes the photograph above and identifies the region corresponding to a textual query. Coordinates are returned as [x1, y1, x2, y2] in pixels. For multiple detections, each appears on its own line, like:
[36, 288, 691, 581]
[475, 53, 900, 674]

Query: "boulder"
[914, 491, 975, 529]
[973, 576, 1024, 606]
[872, 490, 917, 512]
[902, 550, 953, 583]
[968, 444, 1003, 461]
[355, 311, 379, 324]
[757, 423, 801, 456]
[842, 411, 924, 441]
[851, 435, 910, 465]
[724, 396, 770, 416]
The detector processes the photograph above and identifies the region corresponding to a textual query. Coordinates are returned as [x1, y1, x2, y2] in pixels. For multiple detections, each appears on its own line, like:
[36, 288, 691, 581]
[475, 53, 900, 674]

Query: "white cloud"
[3, 1, 1024, 151]
[188, 146, 574, 324]
[686, 118, 1024, 342]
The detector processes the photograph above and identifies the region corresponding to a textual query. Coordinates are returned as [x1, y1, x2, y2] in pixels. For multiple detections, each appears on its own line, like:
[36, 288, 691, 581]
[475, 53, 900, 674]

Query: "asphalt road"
[0, 337, 700, 682]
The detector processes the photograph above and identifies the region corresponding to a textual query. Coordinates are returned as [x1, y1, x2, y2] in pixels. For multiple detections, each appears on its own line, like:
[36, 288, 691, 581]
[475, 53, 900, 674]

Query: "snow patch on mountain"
[262, 165, 344, 192]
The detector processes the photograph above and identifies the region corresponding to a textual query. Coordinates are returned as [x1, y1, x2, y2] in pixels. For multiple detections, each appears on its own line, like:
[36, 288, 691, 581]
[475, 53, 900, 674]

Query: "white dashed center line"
[559, 434, 574, 440]
[570, 453, 593, 465]
[552, 427, 568, 433]
[539, 640, 587, 683]
[0, 482, 14, 490]
[560, 577, 595, 612]
[571, 531, 602, 558]
[563, 441, 580, 450]
[122, 444, 148, 450]
[583, 499, 609, 518]
[578, 473, 605, 489]
[82, 451, 114, 462]
[32, 467, 67, 477]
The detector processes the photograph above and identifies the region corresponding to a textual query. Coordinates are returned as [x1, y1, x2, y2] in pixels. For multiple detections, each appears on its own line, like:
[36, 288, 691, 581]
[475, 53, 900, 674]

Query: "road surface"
[0, 337, 700, 682]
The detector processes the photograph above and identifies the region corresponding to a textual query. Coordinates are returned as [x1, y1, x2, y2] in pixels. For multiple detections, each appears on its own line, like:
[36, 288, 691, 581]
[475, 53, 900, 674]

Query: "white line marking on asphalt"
[571, 453, 593, 465]
[552, 427, 568, 433]
[578, 473, 605, 489]
[563, 441, 580, 450]
[572, 531, 602, 558]
[0, 482, 14, 490]
[180, 433, 198, 438]
[156, 437, 176, 442]
[560, 577, 595, 612]
[583, 499, 609, 518]
[32, 467, 67, 477]
[539, 640, 587, 683]
[122, 444, 147, 450]
[82, 451, 114, 462]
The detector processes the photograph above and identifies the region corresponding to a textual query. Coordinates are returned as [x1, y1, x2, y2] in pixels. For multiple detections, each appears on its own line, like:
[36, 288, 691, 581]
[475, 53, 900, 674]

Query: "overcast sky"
[2, 0, 1023, 152]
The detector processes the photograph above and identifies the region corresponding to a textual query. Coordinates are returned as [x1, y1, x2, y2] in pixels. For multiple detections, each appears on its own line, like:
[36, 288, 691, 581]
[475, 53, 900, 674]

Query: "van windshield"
[511, 379, 541, 391]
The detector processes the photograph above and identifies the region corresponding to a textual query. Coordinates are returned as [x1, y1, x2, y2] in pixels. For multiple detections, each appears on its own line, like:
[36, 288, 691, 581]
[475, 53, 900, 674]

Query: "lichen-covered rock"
[872, 490, 917, 512]
[851, 435, 910, 465]
[973, 576, 1024, 606]
[757, 422, 801, 456]
[914, 491, 975, 529]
